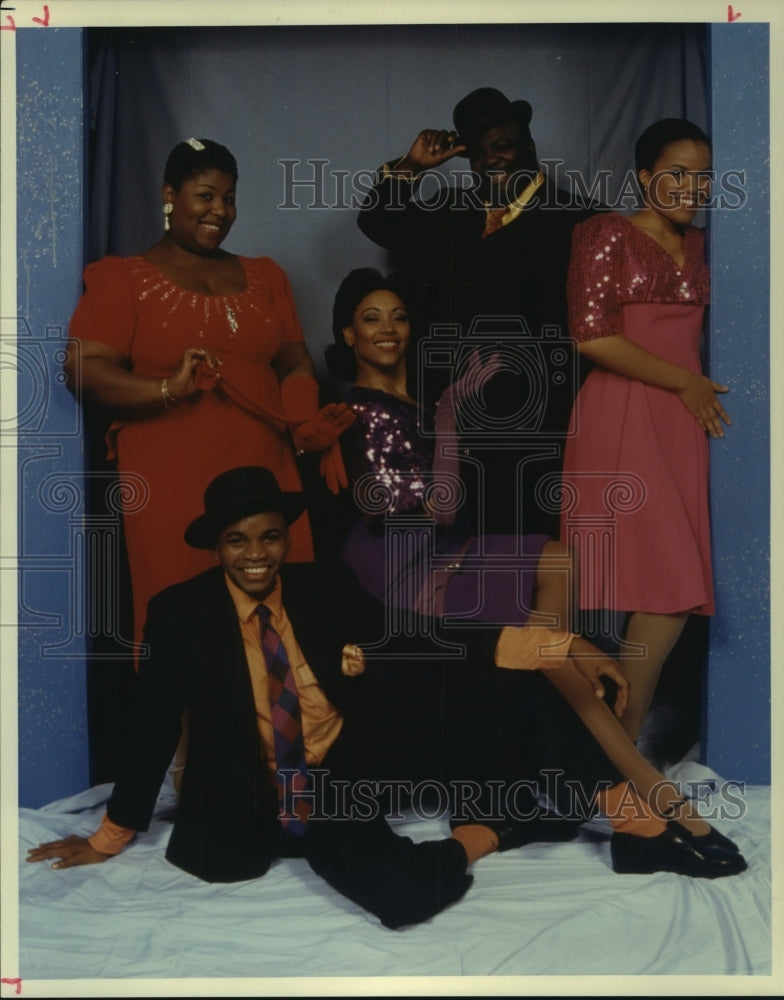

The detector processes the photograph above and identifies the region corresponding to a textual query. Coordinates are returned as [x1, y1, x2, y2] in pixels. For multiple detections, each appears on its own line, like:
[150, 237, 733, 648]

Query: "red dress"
[561, 212, 713, 615]
[69, 254, 314, 644]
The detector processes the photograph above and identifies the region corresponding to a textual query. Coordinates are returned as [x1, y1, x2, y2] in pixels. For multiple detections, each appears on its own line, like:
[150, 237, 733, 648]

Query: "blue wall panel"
[16, 27, 90, 807]
[704, 24, 770, 784]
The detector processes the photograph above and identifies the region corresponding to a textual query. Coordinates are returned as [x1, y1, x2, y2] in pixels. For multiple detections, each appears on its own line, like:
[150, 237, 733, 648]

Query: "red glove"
[320, 443, 349, 495]
[293, 402, 355, 453]
[281, 376, 355, 454]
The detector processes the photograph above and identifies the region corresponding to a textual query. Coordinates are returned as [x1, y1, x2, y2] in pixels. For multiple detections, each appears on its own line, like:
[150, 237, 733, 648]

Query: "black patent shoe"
[680, 824, 740, 853]
[610, 821, 747, 879]
[662, 799, 740, 853]
[450, 812, 580, 853]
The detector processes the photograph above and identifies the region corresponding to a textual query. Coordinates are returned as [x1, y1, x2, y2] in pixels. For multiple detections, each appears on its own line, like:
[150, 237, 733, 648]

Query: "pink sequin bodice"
[567, 212, 710, 343]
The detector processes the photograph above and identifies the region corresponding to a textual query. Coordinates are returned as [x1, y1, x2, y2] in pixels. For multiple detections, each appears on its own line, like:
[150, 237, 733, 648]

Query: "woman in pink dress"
[66, 138, 352, 651]
[561, 119, 730, 741]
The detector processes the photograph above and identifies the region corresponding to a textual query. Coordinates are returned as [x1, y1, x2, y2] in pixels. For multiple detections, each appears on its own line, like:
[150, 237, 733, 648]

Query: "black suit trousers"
[302, 668, 620, 928]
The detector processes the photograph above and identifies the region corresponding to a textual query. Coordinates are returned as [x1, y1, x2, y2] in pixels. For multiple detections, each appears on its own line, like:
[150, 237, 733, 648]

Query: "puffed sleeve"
[68, 255, 137, 359]
[252, 257, 306, 345]
[567, 213, 628, 343]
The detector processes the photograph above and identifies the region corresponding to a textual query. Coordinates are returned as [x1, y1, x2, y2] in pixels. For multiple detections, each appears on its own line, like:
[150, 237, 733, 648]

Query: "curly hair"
[325, 267, 423, 384]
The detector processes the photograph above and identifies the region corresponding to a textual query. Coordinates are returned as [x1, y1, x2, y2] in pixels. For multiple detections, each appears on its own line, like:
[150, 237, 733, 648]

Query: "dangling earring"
[163, 202, 173, 231]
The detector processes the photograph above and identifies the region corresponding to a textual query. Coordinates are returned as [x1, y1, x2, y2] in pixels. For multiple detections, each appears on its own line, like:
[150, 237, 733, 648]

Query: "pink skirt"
[561, 302, 714, 615]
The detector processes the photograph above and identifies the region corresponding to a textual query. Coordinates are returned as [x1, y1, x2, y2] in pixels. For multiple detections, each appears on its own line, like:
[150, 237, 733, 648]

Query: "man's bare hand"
[392, 130, 467, 177]
[26, 835, 110, 870]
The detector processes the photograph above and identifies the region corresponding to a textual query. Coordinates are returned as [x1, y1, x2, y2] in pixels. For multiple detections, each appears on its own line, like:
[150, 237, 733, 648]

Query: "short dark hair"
[163, 138, 239, 191]
[325, 267, 421, 383]
[634, 118, 711, 174]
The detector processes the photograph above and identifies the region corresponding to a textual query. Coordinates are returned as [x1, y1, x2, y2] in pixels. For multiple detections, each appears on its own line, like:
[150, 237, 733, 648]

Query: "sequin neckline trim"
[131, 254, 250, 298]
[130, 255, 262, 340]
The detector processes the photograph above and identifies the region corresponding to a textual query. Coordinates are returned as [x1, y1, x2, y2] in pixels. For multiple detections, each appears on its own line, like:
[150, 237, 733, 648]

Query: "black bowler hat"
[184, 466, 306, 549]
[452, 87, 533, 156]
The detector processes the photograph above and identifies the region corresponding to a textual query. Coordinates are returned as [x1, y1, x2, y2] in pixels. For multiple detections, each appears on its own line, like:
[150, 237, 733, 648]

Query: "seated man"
[27, 467, 746, 930]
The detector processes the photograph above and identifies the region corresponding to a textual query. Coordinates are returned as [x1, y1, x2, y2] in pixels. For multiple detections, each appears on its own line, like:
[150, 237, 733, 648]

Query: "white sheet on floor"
[15, 761, 771, 984]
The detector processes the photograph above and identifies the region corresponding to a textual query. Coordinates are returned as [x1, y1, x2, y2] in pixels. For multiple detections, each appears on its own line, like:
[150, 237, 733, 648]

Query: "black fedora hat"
[184, 466, 306, 549]
[452, 87, 533, 156]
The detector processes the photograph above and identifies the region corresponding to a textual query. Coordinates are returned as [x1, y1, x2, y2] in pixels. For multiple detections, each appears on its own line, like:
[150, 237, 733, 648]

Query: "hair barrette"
[186, 138, 206, 151]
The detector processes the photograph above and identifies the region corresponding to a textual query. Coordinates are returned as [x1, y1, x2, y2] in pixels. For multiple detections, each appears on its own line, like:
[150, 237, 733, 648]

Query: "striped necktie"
[256, 604, 310, 836]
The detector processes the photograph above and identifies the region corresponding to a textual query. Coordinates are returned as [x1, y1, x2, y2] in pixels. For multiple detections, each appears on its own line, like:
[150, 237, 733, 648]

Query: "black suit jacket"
[358, 170, 595, 348]
[106, 562, 501, 882]
[358, 169, 599, 535]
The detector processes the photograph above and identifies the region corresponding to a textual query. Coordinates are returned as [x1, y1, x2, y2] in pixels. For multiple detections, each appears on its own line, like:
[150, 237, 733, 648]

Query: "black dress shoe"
[610, 821, 747, 879]
[679, 824, 740, 853]
[662, 801, 741, 852]
[450, 811, 580, 853]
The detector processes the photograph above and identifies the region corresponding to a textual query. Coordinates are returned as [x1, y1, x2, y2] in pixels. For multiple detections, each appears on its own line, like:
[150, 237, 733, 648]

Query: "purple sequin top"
[341, 387, 550, 624]
[344, 386, 435, 515]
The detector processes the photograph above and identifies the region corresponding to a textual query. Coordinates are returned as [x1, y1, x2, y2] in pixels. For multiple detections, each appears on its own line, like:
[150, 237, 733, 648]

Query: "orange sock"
[450, 824, 500, 863]
[595, 782, 667, 838]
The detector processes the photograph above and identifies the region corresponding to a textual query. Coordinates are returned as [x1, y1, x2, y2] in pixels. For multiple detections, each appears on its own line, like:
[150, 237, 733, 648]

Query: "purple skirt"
[341, 520, 550, 625]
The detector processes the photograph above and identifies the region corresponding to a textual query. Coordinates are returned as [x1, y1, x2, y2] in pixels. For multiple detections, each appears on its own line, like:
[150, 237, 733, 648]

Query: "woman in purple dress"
[323, 266, 739, 850]
[326, 267, 561, 629]
[561, 119, 728, 741]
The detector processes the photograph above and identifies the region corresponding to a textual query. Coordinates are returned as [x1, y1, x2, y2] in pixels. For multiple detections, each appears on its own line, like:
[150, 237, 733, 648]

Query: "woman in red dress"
[66, 138, 351, 650]
[561, 119, 730, 741]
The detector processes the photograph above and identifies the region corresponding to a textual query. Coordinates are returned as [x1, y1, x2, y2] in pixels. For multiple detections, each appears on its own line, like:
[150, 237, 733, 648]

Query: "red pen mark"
[1, 979, 22, 995]
[0, 14, 14, 29]
[728, 4, 742, 19]
[31, 4, 49, 25]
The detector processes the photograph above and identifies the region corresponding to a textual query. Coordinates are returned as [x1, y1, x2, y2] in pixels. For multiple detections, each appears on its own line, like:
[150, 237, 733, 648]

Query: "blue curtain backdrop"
[76, 22, 713, 775]
[85, 22, 708, 373]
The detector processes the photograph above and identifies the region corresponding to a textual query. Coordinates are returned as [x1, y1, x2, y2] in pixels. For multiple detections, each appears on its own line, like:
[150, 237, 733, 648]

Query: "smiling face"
[342, 289, 411, 379]
[163, 168, 237, 255]
[468, 120, 538, 204]
[639, 139, 712, 227]
[214, 511, 289, 601]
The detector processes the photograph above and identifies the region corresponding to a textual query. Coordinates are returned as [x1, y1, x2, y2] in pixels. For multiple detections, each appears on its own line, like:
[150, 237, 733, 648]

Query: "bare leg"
[543, 655, 710, 836]
[619, 610, 689, 742]
[531, 545, 708, 834]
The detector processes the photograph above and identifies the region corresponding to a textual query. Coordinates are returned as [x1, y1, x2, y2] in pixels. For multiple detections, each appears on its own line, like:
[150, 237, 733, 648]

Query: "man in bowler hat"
[27, 468, 746, 929]
[358, 87, 598, 538]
